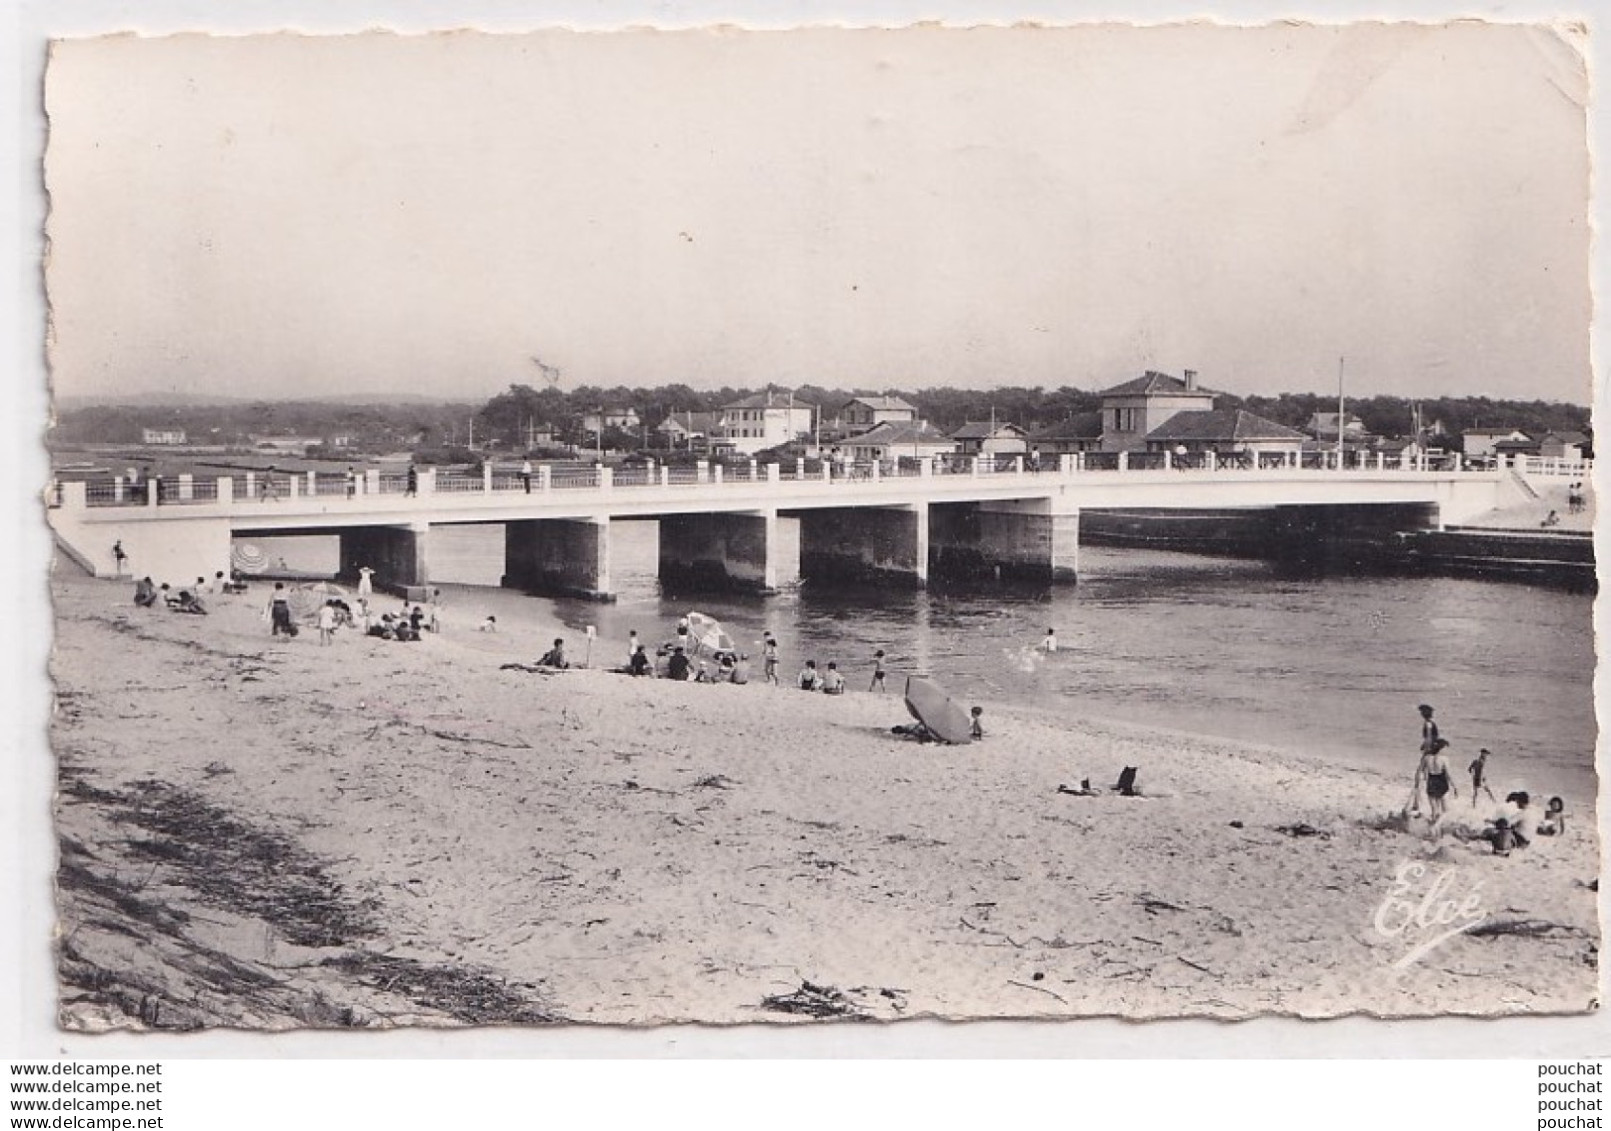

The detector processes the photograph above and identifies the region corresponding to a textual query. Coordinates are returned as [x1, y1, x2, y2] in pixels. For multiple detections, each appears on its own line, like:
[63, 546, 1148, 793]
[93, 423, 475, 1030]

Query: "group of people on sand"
[129, 562, 243, 617]
[1409, 703, 1569, 852]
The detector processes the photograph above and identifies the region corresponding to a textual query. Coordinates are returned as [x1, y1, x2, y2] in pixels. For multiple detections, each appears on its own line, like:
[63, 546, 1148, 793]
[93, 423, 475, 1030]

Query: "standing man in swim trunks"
[1468, 748, 1498, 807]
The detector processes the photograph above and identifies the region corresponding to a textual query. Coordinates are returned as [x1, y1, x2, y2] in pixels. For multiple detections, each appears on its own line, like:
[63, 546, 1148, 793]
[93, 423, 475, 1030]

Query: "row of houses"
[585, 375, 1592, 465]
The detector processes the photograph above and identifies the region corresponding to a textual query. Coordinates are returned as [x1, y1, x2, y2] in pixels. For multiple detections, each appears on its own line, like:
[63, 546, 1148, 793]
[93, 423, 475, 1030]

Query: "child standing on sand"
[970, 706, 985, 740]
[869, 650, 887, 692]
[317, 600, 337, 646]
[762, 633, 779, 686]
[1468, 748, 1498, 807]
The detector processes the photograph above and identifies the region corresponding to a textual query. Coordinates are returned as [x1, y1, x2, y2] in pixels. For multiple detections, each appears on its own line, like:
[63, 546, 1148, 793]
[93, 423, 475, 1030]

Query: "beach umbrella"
[904, 675, 974, 745]
[684, 611, 737, 657]
[231, 542, 269, 575]
[287, 580, 354, 621]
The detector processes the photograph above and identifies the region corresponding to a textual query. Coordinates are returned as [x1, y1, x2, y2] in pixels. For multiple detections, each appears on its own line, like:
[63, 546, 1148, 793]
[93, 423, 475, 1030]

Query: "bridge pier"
[503, 517, 613, 601]
[798, 505, 928, 589]
[339, 523, 430, 592]
[930, 499, 1079, 584]
[659, 510, 795, 595]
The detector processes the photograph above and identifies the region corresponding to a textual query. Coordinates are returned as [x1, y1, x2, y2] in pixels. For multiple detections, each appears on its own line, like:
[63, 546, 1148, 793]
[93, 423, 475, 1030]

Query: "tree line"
[51, 384, 1591, 455]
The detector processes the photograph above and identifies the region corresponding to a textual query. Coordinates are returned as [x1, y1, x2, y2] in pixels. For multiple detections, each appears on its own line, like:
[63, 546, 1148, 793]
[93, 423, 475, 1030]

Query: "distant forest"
[50, 383, 1592, 455]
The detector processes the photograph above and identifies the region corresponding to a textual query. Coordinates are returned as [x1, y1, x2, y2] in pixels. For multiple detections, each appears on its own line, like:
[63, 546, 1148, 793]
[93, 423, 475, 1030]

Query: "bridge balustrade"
[434, 474, 483, 493]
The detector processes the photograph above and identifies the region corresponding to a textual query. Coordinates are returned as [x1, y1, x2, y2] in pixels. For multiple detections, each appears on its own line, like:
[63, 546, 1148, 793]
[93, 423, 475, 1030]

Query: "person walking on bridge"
[405, 463, 419, 497]
[521, 459, 533, 494]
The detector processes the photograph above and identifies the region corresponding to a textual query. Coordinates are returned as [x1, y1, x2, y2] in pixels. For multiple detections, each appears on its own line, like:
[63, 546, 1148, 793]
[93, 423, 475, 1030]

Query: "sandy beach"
[49, 564, 1599, 1029]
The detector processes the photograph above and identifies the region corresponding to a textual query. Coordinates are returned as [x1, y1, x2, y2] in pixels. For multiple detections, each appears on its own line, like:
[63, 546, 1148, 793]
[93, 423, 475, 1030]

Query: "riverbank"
[50, 564, 1599, 1028]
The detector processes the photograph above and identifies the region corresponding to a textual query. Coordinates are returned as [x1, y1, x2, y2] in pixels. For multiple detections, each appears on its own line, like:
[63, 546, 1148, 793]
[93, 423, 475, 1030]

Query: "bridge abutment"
[339, 523, 430, 592]
[503, 518, 613, 601]
[930, 499, 1079, 584]
[798, 505, 929, 588]
[659, 510, 794, 595]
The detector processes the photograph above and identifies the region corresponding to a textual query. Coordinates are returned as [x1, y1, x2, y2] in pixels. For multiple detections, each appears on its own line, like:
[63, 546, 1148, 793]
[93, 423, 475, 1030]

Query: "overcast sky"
[43, 23, 1590, 404]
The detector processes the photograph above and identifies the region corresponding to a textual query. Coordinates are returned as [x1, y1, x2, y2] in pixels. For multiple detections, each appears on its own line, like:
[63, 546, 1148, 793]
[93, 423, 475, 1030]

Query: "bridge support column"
[930, 498, 1079, 584]
[339, 523, 430, 593]
[798, 505, 928, 589]
[659, 509, 792, 595]
[503, 517, 612, 601]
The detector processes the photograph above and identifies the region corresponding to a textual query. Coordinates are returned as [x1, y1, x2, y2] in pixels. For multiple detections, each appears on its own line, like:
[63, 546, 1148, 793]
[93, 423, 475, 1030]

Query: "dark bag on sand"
[1115, 766, 1139, 796]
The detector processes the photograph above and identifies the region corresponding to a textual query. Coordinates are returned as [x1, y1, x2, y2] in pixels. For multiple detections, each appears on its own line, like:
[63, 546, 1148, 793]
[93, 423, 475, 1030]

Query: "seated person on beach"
[537, 638, 569, 668]
[798, 660, 822, 691]
[1538, 796, 1567, 837]
[224, 571, 249, 595]
[393, 619, 419, 642]
[694, 660, 715, 683]
[133, 577, 158, 607]
[729, 653, 751, 685]
[1542, 510, 1561, 527]
[716, 651, 737, 681]
[1115, 766, 1140, 797]
[820, 662, 845, 694]
[667, 646, 691, 681]
[627, 645, 652, 677]
[479, 615, 498, 633]
[409, 605, 427, 635]
[890, 721, 936, 742]
[160, 583, 177, 607]
[1488, 817, 1518, 856]
[1502, 791, 1536, 847]
[172, 589, 208, 615]
[370, 614, 396, 639]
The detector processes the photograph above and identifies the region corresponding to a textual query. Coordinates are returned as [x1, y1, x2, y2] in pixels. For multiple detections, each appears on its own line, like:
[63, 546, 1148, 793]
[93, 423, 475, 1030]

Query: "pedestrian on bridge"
[405, 463, 419, 497]
[521, 459, 533, 494]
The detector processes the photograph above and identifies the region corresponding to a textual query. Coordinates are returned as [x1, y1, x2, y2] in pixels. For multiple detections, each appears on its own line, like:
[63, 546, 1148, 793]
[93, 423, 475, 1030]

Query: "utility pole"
[1336, 356, 1346, 469]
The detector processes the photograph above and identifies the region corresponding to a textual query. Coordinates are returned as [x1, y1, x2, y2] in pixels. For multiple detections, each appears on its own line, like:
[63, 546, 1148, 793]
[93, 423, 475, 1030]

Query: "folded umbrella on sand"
[903, 676, 974, 745]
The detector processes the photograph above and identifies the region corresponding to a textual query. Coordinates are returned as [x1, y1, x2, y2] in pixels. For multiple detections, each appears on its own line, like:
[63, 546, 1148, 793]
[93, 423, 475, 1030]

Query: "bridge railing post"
[288, 474, 300, 501]
[660, 466, 670, 487]
[821, 460, 832, 484]
[306, 470, 317, 497]
[539, 465, 552, 492]
[766, 462, 780, 484]
[1205, 450, 1216, 472]
[178, 474, 194, 501]
[217, 477, 234, 504]
[969, 456, 980, 478]
[749, 459, 758, 483]
[599, 466, 614, 491]
[713, 464, 724, 486]
[919, 458, 932, 479]
[697, 459, 710, 484]
[1013, 455, 1024, 476]
[870, 459, 881, 482]
[1117, 451, 1129, 473]
[483, 463, 493, 492]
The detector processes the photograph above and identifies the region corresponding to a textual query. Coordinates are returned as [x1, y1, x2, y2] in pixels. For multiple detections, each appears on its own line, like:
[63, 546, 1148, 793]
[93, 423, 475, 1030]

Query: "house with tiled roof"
[1097, 369, 1217, 452]
[1461, 427, 1530, 459]
[719, 390, 815, 455]
[840, 395, 919, 432]
[950, 421, 1030, 456]
[1305, 412, 1368, 443]
[843, 421, 956, 463]
[655, 411, 722, 448]
[1539, 431, 1590, 462]
[1028, 413, 1104, 457]
[1144, 409, 1307, 458]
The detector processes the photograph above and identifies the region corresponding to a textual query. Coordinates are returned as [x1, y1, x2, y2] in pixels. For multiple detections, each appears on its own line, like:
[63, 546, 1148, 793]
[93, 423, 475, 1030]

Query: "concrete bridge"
[47, 454, 1516, 599]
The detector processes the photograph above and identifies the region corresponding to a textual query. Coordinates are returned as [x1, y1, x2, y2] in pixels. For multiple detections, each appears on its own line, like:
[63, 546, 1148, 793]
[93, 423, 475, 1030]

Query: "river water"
[255, 521, 1599, 803]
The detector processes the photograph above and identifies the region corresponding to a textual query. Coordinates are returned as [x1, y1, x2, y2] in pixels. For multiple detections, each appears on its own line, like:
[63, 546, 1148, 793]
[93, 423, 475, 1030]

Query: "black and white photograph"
[35, 18, 1598, 1037]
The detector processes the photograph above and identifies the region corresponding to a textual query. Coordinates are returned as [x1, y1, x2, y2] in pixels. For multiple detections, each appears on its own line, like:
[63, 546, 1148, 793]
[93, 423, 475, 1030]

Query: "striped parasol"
[230, 542, 270, 576]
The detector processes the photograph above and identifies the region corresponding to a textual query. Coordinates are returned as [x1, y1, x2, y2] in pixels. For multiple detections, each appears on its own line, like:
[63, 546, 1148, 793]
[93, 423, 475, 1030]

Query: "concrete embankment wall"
[1080, 508, 1595, 589]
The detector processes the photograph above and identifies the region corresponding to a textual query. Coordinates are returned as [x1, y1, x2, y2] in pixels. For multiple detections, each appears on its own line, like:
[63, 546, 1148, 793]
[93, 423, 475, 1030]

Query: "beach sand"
[48, 565, 1599, 1029]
